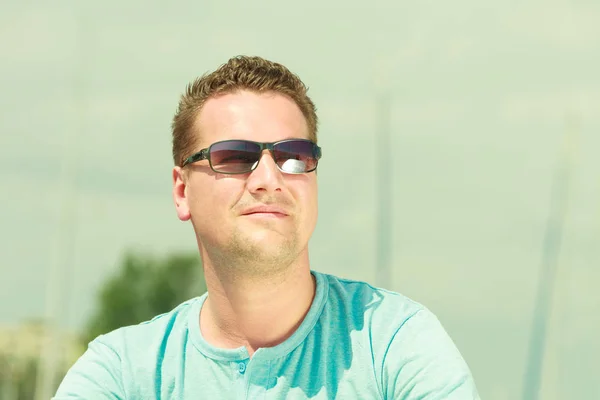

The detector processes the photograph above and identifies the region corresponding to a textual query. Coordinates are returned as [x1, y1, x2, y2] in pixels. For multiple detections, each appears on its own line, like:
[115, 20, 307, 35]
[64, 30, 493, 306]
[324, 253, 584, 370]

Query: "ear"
[172, 166, 191, 221]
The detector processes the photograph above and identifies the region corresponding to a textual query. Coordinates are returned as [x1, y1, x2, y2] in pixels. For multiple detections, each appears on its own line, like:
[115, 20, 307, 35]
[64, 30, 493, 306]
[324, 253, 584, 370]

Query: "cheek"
[193, 178, 247, 220]
[188, 181, 232, 224]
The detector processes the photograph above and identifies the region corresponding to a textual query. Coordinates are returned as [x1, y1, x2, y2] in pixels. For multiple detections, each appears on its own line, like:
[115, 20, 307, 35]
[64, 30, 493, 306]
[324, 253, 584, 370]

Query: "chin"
[230, 233, 298, 263]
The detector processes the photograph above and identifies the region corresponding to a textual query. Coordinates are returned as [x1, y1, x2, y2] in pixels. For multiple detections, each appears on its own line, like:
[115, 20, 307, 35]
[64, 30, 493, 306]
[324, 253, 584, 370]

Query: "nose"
[246, 150, 284, 194]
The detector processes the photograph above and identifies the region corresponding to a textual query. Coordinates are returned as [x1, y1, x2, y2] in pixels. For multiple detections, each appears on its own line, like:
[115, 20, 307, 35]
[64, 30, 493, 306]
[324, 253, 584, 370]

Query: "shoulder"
[97, 296, 201, 355]
[380, 307, 480, 399]
[316, 272, 425, 371]
[318, 271, 425, 329]
[105, 297, 203, 345]
[54, 297, 202, 398]
[316, 272, 480, 399]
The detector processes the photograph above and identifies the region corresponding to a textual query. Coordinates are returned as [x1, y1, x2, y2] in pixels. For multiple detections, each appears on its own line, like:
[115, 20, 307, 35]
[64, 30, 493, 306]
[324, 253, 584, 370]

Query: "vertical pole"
[521, 116, 577, 400]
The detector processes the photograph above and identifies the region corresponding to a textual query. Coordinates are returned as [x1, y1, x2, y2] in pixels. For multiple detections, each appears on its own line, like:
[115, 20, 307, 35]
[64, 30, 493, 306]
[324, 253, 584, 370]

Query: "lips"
[240, 205, 289, 217]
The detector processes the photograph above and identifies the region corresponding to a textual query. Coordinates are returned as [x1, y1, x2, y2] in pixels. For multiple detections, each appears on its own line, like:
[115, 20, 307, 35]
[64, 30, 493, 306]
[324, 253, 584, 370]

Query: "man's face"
[172, 90, 318, 271]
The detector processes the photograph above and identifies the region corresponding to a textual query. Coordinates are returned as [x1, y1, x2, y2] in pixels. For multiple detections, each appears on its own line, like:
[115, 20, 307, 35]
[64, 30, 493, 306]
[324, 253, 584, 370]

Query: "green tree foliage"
[82, 250, 206, 345]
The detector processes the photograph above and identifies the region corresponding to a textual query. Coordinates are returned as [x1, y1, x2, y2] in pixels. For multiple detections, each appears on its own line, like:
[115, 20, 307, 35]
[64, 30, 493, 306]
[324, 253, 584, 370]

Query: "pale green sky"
[1, 0, 599, 398]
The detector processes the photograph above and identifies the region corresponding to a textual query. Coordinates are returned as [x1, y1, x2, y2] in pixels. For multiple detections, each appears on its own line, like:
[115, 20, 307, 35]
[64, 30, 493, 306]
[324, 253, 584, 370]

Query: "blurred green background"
[1, 0, 599, 399]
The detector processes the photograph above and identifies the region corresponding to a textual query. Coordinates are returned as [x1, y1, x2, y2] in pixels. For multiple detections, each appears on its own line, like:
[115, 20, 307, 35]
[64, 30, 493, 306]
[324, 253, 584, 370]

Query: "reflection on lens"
[281, 159, 307, 173]
[273, 140, 318, 173]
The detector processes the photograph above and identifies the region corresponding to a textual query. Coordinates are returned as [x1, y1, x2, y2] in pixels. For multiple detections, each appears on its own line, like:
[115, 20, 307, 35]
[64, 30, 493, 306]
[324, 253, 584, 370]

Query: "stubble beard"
[212, 224, 302, 281]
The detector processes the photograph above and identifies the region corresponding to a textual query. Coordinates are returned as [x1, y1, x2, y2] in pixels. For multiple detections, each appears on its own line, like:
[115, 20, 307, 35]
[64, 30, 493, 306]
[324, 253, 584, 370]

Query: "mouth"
[240, 205, 290, 218]
[243, 211, 288, 218]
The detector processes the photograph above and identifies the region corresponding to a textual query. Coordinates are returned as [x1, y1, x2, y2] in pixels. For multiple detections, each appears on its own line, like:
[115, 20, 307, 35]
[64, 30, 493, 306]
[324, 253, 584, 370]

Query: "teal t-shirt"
[54, 271, 480, 399]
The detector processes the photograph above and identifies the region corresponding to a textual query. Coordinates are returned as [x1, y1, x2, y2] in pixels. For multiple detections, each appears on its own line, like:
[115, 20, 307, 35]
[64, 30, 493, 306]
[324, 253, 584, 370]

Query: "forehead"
[193, 90, 309, 147]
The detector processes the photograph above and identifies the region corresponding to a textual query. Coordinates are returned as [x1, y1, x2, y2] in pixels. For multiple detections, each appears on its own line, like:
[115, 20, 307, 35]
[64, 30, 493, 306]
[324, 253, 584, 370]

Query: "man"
[55, 56, 480, 399]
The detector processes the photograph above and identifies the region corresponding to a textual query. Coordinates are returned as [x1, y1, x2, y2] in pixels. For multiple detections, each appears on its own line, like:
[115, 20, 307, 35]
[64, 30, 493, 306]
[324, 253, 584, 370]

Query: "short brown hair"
[171, 55, 318, 166]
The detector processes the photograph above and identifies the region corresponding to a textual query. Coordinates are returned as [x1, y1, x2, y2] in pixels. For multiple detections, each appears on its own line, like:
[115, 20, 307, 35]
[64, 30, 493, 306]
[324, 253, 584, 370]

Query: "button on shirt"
[54, 271, 481, 399]
[238, 362, 246, 374]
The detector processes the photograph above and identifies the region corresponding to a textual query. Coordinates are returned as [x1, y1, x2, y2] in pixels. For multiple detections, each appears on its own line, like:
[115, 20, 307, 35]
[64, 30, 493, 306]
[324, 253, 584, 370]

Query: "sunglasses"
[182, 139, 322, 175]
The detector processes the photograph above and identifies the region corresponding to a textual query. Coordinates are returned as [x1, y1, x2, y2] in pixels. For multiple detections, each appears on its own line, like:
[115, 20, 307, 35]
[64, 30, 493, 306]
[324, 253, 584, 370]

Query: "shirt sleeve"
[53, 337, 126, 400]
[383, 309, 481, 400]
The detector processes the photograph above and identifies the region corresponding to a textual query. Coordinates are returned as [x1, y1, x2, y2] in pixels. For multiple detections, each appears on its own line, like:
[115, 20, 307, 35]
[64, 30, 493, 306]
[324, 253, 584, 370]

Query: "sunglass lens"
[210, 141, 261, 173]
[273, 140, 319, 174]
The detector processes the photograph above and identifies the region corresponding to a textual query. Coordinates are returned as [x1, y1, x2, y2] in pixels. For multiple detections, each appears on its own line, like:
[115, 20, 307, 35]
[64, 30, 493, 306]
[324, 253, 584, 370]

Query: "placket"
[241, 358, 272, 399]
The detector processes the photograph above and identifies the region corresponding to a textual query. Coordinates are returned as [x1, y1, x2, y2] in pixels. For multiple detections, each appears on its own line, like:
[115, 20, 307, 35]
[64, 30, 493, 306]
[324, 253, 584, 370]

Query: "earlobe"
[172, 167, 191, 221]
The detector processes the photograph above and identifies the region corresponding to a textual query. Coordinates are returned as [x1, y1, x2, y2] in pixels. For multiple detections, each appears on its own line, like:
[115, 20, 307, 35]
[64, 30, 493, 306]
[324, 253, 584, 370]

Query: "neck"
[199, 250, 316, 357]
